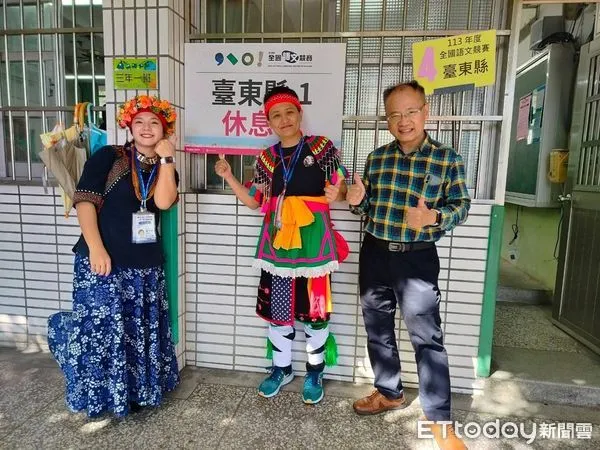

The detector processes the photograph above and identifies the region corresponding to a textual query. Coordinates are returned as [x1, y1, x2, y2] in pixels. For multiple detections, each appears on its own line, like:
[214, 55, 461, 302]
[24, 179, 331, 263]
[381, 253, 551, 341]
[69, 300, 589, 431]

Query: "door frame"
[552, 36, 600, 355]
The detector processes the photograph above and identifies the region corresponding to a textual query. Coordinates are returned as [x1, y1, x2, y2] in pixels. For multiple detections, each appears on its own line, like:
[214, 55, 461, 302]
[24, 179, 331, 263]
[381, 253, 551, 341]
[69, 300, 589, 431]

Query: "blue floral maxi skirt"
[48, 254, 180, 417]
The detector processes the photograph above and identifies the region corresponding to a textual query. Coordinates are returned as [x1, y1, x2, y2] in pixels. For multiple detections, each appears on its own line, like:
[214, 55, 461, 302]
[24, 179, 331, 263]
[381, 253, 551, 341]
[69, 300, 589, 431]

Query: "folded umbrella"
[38, 103, 88, 217]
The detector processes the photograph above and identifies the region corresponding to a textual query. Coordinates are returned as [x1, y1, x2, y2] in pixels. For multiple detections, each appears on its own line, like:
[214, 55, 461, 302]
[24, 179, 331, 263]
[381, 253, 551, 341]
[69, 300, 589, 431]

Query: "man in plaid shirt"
[348, 80, 469, 450]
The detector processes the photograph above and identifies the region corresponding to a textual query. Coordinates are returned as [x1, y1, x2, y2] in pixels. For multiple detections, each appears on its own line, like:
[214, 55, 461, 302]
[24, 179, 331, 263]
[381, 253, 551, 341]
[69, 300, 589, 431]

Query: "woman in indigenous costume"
[47, 95, 180, 417]
[215, 86, 349, 404]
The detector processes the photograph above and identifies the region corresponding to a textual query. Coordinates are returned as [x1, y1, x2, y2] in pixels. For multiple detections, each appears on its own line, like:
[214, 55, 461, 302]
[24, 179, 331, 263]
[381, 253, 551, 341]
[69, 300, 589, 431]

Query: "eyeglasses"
[386, 105, 426, 123]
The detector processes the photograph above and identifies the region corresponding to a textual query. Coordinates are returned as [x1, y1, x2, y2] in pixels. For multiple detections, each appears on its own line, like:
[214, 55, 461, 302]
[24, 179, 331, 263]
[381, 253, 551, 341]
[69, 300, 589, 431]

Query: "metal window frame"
[0, 0, 104, 182]
[187, 0, 510, 200]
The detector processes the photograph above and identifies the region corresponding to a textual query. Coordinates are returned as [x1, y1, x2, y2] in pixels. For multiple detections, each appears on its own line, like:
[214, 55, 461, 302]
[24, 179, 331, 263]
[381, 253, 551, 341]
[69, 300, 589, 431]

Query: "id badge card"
[132, 211, 157, 244]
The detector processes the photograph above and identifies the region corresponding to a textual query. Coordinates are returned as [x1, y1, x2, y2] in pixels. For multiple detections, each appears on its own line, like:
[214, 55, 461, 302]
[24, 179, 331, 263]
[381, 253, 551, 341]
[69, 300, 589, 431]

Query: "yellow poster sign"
[412, 30, 496, 94]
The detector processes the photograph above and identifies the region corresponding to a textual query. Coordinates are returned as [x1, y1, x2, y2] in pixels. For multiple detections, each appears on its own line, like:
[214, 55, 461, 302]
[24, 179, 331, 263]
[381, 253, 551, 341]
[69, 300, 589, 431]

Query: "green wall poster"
[113, 58, 158, 90]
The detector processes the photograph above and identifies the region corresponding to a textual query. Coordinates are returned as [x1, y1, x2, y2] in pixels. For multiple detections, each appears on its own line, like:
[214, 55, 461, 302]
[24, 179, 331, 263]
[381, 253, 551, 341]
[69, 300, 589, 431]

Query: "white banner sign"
[184, 43, 346, 155]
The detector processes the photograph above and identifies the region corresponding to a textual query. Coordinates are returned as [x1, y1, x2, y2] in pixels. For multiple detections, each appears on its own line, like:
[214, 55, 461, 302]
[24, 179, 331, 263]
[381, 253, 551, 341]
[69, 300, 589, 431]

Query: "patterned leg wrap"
[304, 322, 329, 367]
[267, 323, 295, 368]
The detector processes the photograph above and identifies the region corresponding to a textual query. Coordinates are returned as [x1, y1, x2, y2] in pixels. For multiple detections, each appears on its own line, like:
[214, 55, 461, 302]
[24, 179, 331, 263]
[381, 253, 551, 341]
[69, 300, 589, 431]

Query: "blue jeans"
[359, 233, 451, 421]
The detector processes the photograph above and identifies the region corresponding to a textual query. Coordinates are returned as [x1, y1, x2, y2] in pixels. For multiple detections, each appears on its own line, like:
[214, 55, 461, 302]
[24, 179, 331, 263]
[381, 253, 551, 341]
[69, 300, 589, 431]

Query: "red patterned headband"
[264, 93, 302, 118]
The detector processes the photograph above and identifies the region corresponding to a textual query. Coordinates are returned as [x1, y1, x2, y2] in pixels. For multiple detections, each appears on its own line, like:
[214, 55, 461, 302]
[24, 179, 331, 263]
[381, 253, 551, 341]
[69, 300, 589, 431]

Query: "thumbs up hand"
[215, 153, 232, 179]
[406, 198, 437, 229]
[324, 175, 345, 203]
[346, 172, 366, 206]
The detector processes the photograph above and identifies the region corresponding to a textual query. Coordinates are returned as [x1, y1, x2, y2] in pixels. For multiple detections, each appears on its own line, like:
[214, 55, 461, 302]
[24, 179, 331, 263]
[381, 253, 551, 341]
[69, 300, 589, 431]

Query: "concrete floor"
[493, 298, 600, 408]
[497, 259, 552, 304]
[498, 259, 550, 292]
[2, 347, 600, 449]
[493, 303, 588, 353]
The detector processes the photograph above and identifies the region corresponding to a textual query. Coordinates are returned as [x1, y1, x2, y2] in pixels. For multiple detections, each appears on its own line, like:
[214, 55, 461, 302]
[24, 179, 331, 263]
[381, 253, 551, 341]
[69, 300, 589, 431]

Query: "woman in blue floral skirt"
[48, 95, 180, 417]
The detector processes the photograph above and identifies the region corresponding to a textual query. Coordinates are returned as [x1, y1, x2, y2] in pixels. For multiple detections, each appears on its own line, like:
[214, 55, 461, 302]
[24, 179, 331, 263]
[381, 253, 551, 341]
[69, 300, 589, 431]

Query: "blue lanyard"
[135, 151, 157, 210]
[277, 137, 305, 188]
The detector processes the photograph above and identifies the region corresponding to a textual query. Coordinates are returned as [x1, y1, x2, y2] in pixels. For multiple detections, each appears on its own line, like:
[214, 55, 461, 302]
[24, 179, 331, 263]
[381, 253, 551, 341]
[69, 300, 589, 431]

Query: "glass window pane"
[3, 114, 47, 179]
[344, 65, 358, 115]
[263, 0, 283, 33]
[23, 5, 39, 29]
[7, 35, 20, 53]
[405, 0, 425, 31]
[10, 116, 27, 163]
[283, 0, 301, 32]
[28, 116, 43, 163]
[190, 154, 206, 190]
[363, 0, 383, 31]
[75, 34, 93, 77]
[93, 33, 104, 71]
[65, 79, 77, 107]
[24, 35, 37, 55]
[206, 0, 224, 33]
[5, 6, 22, 30]
[358, 66, 379, 116]
[245, 0, 262, 33]
[42, 1, 55, 28]
[341, 127, 355, 173]
[2, 122, 13, 177]
[63, 34, 78, 103]
[97, 84, 106, 108]
[426, 1, 449, 30]
[92, 4, 102, 27]
[61, 3, 74, 28]
[225, 0, 243, 33]
[43, 59, 57, 107]
[75, 3, 91, 28]
[9, 61, 25, 106]
[447, 0, 469, 29]
[302, 0, 327, 33]
[78, 80, 94, 103]
[26, 61, 42, 107]
[0, 62, 6, 106]
[206, 154, 226, 190]
[384, 0, 405, 30]
[242, 155, 256, 183]
[347, 0, 362, 32]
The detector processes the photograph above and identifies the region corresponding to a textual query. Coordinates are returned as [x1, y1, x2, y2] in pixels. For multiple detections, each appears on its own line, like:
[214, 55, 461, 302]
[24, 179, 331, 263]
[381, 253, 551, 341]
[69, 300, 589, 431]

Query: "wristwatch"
[432, 209, 442, 226]
[160, 156, 175, 165]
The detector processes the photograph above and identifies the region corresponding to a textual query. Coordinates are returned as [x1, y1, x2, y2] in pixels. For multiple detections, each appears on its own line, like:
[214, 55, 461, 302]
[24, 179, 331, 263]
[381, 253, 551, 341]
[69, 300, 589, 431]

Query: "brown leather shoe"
[352, 390, 406, 415]
[422, 421, 467, 450]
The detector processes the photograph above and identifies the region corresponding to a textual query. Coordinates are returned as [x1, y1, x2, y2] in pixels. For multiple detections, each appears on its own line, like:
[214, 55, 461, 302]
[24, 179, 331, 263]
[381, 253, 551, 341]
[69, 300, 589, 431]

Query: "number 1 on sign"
[418, 47, 437, 82]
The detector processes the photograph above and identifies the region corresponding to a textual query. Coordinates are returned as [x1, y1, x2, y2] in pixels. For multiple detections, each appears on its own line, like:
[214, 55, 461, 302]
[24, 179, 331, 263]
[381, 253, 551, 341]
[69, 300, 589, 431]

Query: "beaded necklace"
[130, 147, 158, 202]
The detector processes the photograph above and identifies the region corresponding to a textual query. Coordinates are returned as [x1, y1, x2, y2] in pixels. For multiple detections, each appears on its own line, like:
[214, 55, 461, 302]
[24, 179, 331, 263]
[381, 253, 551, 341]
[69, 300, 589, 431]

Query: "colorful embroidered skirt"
[253, 197, 340, 278]
[256, 270, 332, 325]
[253, 196, 343, 325]
[47, 254, 179, 418]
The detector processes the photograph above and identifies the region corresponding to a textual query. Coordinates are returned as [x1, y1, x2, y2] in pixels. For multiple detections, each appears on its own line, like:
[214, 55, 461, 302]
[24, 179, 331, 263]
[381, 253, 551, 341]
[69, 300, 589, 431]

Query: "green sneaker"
[302, 371, 324, 404]
[258, 367, 294, 398]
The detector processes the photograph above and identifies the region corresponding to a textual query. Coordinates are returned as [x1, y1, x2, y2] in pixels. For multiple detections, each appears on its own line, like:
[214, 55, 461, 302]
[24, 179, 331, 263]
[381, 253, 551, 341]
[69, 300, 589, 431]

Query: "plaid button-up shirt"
[350, 134, 471, 242]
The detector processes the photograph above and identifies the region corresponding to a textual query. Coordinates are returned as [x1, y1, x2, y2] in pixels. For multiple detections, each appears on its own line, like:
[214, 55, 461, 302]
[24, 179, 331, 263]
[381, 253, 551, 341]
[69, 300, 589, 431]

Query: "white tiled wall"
[102, 0, 187, 367]
[0, 186, 78, 349]
[1, 190, 491, 395]
[184, 194, 492, 394]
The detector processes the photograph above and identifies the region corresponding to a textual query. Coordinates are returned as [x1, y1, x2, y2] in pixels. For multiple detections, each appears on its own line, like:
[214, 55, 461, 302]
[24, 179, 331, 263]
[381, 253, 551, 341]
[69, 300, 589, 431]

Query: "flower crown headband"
[117, 95, 177, 136]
